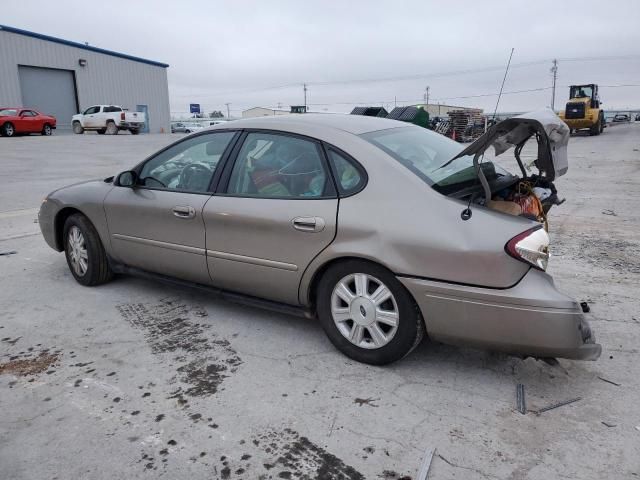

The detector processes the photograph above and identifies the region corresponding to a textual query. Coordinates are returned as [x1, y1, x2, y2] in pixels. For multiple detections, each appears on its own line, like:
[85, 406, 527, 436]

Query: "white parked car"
[72, 105, 146, 135]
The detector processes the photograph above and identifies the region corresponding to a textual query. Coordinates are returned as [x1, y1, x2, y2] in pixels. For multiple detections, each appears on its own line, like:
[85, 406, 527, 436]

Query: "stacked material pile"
[447, 109, 485, 142]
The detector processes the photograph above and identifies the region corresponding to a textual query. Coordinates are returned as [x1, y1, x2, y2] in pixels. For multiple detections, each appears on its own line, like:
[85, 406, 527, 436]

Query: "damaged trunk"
[436, 108, 570, 228]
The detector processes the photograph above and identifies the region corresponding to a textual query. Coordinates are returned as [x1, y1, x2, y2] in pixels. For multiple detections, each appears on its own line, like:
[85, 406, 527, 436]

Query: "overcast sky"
[3, 0, 639, 116]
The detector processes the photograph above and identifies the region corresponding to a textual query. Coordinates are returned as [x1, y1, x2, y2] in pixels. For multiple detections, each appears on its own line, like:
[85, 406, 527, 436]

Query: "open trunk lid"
[449, 108, 569, 181]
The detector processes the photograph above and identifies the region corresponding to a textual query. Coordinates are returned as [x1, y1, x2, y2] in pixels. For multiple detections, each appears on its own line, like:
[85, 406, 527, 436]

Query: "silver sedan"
[39, 113, 600, 364]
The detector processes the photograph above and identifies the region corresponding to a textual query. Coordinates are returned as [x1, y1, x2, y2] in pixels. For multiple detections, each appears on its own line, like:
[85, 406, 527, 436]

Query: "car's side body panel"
[203, 196, 338, 305]
[103, 187, 212, 285]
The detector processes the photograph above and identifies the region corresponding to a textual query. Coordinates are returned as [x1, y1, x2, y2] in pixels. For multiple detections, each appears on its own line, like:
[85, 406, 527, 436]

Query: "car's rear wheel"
[63, 214, 113, 286]
[72, 122, 84, 134]
[42, 124, 52, 136]
[2, 122, 16, 137]
[316, 260, 424, 365]
[106, 121, 118, 135]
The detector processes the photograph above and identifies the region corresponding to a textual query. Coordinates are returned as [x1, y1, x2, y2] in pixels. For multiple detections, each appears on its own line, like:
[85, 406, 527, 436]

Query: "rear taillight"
[121, 112, 125, 120]
[505, 226, 550, 271]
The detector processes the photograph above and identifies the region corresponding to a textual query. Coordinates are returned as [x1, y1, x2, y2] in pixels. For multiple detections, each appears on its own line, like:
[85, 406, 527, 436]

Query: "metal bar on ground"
[417, 447, 435, 480]
[535, 397, 582, 415]
[516, 383, 526, 414]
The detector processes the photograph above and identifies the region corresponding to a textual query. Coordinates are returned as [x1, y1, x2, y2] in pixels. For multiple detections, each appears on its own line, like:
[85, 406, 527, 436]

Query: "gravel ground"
[1, 124, 639, 479]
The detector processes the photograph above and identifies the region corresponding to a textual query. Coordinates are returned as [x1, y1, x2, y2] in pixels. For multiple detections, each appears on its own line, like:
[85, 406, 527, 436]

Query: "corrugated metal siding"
[0, 30, 170, 133]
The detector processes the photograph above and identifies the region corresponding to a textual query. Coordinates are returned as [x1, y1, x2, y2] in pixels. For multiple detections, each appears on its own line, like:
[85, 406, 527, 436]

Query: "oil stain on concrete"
[116, 297, 242, 401]
[253, 428, 365, 479]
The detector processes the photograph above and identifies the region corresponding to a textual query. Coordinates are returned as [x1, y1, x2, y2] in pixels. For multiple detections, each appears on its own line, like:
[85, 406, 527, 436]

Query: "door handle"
[292, 216, 325, 233]
[172, 206, 196, 219]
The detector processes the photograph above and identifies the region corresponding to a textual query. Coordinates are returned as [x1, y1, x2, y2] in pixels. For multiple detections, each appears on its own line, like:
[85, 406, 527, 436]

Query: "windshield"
[570, 85, 593, 99]
[361, 127, 511, 192]
[0, 109, 18, 116]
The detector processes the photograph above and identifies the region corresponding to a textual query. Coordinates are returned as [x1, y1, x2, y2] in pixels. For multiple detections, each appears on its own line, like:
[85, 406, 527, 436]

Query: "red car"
[0, 108, 57, 137]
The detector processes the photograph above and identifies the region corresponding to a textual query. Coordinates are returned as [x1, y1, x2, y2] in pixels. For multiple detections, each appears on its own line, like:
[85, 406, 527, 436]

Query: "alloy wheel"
[331, 273, 399, 349]
[67, 226, 88, 277]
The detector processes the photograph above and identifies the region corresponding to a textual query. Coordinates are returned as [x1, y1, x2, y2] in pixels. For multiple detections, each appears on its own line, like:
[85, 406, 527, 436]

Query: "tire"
[590, 118, 601, 136]
[42, 124, 52, 136]
[73, 122, 84, 134]
[106, 121, 118, 135]
[130, 129, 139, 135]
[63, 213, 113, 286]
[316, 260, 424, 365]
[97, 129, 106, 135]
[599, 115, 605, 133]
[2, 122, 16, 137]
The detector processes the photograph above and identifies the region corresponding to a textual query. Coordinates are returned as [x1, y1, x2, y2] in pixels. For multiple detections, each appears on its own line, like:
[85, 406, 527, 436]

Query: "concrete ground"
[1, 124, 639, 479]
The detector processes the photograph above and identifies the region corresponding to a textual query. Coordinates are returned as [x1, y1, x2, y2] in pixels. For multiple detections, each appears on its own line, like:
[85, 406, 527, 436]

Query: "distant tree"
[209, 110, 224, 118]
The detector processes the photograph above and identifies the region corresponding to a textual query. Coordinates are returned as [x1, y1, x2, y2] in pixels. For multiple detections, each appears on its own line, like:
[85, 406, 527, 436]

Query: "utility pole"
[303, 83, 308, 111]
[426, 86, 430, 106]
[550, 59, 558, 111]
[225, 103, 231, 118]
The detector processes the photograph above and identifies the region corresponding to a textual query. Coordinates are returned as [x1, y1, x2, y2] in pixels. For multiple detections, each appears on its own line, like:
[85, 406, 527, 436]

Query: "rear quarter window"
[326, 148, 366, 196]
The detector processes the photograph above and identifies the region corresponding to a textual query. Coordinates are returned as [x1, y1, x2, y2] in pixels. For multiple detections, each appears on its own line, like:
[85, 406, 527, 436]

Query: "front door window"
[139, 131, 236, 193]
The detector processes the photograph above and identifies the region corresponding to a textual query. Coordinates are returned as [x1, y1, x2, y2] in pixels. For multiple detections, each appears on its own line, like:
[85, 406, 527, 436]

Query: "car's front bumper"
[38, 198, 61, 251]
[399, 269, 601, 360]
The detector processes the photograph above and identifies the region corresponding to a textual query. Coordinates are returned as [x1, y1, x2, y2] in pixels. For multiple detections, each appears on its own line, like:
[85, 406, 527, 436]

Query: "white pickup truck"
[72, 105, 146, 135]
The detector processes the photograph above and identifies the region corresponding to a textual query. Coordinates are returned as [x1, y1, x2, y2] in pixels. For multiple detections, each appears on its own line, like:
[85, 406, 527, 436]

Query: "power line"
[172, 53, 640, 101]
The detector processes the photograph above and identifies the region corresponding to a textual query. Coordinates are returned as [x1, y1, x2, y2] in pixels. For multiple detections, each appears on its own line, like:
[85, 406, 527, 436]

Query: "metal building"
[0, 25, 170, 133]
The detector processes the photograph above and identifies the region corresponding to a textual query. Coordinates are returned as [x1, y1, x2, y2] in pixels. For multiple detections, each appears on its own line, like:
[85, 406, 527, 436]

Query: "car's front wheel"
[317, 260, 424, 365]
[42, 124, 52, 136]
[63, 214, 113, 286]
[72, 122, 84, 134]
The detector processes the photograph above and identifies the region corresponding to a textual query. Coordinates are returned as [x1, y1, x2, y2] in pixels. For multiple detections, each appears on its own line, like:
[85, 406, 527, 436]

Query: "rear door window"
[226, 132, 335, 198]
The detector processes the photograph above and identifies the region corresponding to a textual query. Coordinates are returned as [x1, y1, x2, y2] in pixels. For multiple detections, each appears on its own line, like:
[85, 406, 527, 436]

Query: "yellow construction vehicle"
[559, 84, 605, 135]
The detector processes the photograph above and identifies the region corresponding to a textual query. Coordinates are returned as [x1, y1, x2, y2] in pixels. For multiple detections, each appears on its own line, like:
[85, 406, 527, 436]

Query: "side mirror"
[116, 170, 137, 187]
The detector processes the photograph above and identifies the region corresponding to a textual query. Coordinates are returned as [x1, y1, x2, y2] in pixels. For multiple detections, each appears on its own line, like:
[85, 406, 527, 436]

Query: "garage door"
[18, 66, 78, 132]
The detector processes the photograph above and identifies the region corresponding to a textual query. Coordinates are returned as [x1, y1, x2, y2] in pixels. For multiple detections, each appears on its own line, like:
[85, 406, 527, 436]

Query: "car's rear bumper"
[399, 269, 601, 361]
[119, 122, 144, 129]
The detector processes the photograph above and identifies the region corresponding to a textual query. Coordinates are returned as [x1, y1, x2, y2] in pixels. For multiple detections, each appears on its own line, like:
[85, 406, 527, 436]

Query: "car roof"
[208, 113, 409, 136]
